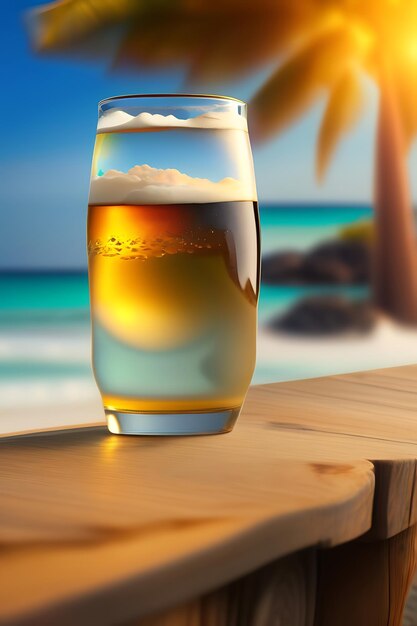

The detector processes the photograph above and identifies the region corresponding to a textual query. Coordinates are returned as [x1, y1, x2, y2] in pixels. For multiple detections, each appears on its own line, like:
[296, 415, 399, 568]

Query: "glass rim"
[98, 93, 246, 107]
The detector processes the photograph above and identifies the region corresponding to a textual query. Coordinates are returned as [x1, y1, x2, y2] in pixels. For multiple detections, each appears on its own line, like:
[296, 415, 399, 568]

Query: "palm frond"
[113, 3, 318, 81]
[316, 66, 365, 180]
[27, 0, 139, 52]
[249, 24, 362, 142]
[27, 0, 321, 78]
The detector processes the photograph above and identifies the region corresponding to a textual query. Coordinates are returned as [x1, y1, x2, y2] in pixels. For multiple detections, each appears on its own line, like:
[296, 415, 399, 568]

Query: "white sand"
[2, 317, 417, 436]
[0, 324, 103, 436]
[254, 316, 417, 383]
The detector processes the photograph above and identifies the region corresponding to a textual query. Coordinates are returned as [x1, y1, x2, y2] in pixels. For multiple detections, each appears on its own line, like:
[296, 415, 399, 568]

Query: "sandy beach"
[256, 316, 417, 382]
[2, 316, 417, 437]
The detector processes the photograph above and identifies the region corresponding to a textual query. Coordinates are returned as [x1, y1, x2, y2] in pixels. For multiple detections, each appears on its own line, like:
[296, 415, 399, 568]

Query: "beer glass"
[87, 94, 260, 435]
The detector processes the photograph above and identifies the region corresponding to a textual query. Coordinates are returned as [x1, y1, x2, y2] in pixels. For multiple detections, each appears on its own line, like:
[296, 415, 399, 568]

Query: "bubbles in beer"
[88, 226, 226, 261]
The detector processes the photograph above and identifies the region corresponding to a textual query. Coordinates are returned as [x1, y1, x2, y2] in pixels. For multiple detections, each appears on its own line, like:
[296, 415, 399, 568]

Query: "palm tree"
[27, 0, 417, 323]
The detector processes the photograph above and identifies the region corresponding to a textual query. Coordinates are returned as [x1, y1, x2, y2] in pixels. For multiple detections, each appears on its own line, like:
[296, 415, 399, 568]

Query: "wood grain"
[2, 364, 417, 625]
[314, 525, 417, 626]
[0, 430, 372, 625]
[136, 549, 316, 626]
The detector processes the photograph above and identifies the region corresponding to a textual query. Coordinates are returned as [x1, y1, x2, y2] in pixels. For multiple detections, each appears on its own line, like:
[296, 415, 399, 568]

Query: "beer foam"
[89, 164, 255, 204]
[97, 109, 248, 133]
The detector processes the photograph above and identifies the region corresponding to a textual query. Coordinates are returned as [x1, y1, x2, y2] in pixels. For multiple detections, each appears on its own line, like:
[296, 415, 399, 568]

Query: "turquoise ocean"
[0, 204, 372, 385]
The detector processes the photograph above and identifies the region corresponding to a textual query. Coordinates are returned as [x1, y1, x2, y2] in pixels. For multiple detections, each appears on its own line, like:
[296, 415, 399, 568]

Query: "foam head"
[90, 109, 257, 205]
[96, 109, 248, 133]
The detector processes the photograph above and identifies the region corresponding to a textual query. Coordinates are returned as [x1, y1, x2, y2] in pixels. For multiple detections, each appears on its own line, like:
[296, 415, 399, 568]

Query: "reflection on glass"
[88, 95, 260, 435]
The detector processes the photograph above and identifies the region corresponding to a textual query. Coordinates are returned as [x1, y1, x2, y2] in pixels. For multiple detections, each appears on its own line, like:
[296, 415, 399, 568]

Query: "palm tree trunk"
[373, 69, 417, 324]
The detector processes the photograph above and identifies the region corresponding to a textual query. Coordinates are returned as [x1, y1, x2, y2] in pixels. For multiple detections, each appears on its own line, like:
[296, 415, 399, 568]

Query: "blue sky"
[93, 129, 241, 181]
[1, 0, 416, 269]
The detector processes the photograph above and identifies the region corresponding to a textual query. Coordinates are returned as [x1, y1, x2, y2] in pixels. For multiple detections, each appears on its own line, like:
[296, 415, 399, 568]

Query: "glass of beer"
[87, 94, 260, 435]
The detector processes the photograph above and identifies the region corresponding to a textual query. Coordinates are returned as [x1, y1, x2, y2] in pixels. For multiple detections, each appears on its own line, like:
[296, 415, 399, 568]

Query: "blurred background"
[3, 0, 417, 434]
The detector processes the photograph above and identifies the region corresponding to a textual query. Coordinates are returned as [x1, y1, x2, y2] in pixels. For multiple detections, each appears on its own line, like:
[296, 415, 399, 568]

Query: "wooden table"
[2, 364, 417, 626]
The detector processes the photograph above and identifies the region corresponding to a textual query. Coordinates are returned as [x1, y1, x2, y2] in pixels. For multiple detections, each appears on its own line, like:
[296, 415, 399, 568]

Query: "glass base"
[105, 407, 241, 436]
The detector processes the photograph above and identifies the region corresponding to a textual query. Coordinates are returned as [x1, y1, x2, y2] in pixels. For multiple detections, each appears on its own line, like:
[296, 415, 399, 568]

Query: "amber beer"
[88, 94, 259, 434]
[88, 200, 259, 415]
